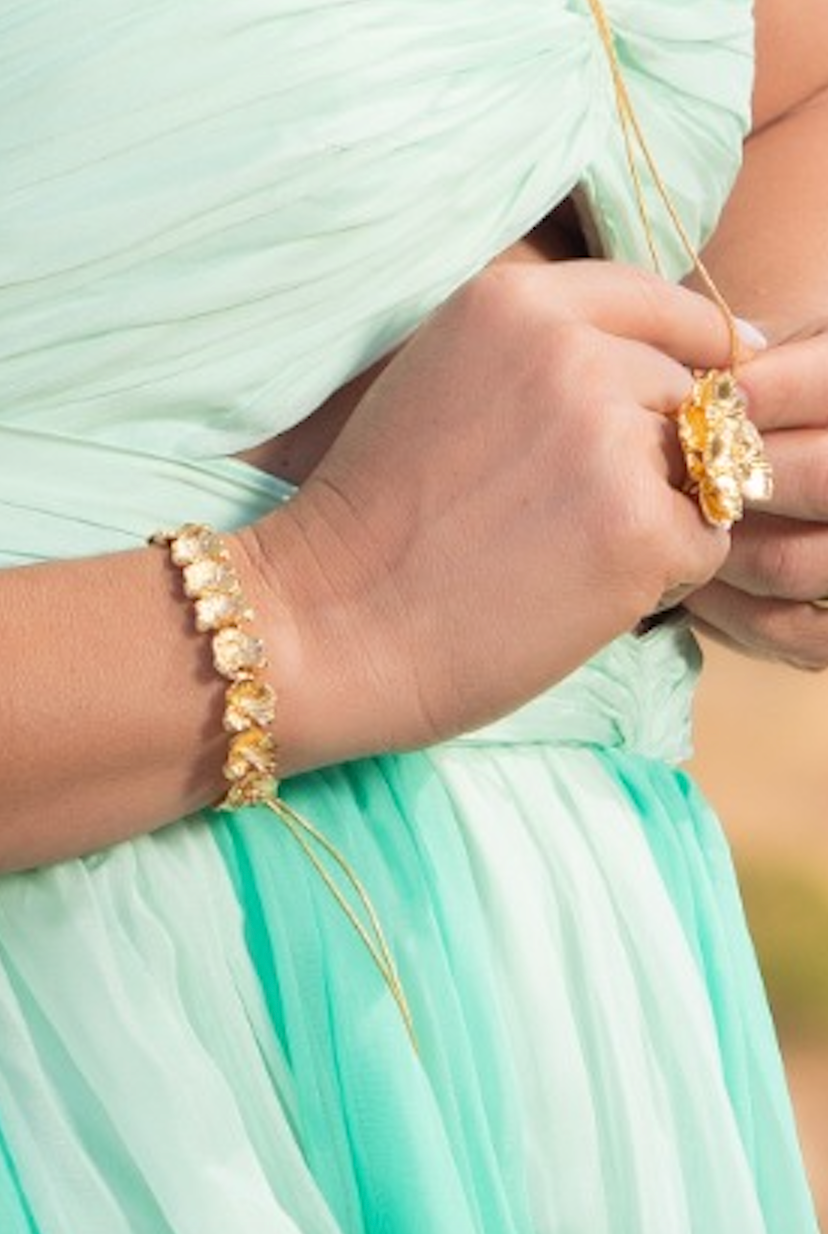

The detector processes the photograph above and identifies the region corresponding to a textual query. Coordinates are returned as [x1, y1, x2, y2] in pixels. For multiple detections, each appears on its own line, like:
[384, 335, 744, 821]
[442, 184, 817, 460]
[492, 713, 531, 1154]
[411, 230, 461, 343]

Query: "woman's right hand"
[238, 261, 737, 771]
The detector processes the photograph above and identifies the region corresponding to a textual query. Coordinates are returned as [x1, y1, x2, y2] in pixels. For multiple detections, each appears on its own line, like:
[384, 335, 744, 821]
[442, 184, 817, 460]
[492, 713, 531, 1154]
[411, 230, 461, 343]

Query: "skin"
[680, 0, 828, 666]
[0, 265, 734, 866]
[238, 265, 735, 770]
[0, 0, 825, 867]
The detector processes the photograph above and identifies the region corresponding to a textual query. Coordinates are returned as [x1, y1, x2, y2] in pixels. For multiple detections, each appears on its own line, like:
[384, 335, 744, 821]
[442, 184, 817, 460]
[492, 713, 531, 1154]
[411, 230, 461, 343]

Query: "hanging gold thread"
[151, 523, 418, 1051]
[263, 796, 418, 1050]
[584, 0, 741, 370]
[583, 0, 773, 528]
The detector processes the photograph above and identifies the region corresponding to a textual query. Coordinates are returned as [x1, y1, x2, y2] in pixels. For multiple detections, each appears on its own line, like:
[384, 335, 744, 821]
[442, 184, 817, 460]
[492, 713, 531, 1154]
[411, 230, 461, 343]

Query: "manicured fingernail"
[735, 318, 768, 351]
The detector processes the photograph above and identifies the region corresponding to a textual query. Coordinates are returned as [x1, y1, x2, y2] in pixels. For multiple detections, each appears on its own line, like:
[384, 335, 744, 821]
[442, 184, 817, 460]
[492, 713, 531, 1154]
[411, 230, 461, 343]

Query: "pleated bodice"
[1, 0, 752, 459]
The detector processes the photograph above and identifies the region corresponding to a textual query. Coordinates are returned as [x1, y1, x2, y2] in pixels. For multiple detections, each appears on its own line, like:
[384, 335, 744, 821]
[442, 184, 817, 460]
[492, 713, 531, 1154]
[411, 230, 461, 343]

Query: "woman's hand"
[678, 1, 828, 672]
[684, 332, 828, 670]
[239, 261, 735, 772]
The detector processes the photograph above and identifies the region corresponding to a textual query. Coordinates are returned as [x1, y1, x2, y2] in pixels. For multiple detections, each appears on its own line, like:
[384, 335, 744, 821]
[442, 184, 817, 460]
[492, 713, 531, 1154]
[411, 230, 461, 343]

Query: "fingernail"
[735, 318, 769, 351]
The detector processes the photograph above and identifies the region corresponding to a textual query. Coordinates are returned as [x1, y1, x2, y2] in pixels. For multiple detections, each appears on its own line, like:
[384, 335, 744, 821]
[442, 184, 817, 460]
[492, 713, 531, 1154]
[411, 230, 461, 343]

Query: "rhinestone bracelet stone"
[150, 523, 278, 809]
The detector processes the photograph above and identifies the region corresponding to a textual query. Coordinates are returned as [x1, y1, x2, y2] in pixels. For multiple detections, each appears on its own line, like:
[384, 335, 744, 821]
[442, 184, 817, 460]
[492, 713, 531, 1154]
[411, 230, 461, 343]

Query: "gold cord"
[263, 796, 418, 1050]
[151, 524, 417, 1049]
[584, 0, 741, 370]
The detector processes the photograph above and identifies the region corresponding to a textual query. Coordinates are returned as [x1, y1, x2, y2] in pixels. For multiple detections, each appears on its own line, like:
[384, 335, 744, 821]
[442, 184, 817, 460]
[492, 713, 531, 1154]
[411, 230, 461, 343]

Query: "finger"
[685, 613, 757, 660]
[494, 260, 736, 369]
[538, 261, 742, 370]
[718, 512, 828, 599]
[597, 335, 694, 415]
[627, 386, 734, 554]
[739, 334, 828, 431]
[754, 428, 828, 519]
[655, 409, 695, 492]
[664, 489, 732, 584]
[608, 379, 710, 497]
[685, 581, 828, 671]
[651, 581, 699, 613]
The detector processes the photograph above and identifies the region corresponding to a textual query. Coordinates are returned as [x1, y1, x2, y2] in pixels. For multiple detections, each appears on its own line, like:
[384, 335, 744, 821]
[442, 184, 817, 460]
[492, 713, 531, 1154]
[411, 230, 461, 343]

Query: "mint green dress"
[0, 2, 820, 1232]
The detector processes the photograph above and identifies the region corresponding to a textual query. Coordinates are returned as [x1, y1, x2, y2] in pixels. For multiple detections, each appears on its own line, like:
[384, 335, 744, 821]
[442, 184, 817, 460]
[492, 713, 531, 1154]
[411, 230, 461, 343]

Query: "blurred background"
[691, 639, 828, 1224]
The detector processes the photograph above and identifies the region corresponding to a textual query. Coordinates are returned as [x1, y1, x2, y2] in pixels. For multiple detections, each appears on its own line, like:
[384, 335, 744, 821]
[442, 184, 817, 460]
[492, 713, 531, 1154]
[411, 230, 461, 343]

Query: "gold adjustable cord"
[150, 523, 418, 1051]
[584, 0, 741, 371]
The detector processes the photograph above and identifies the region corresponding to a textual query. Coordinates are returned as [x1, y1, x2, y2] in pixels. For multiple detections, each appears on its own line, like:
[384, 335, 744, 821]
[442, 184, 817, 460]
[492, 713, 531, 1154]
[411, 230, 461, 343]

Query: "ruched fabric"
[0, 1, 820, 1232]
[2, 0, 752, 457]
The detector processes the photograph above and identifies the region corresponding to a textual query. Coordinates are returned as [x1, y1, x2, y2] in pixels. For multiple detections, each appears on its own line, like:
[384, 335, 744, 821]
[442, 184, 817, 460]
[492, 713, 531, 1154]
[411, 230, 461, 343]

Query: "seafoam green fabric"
[0, 1, 820, 1231]
[0, 1130, 36, 1234]
[2, 0, 752, 458]
[602, 751, 820, 1234]
[0, 731, 819, 1234]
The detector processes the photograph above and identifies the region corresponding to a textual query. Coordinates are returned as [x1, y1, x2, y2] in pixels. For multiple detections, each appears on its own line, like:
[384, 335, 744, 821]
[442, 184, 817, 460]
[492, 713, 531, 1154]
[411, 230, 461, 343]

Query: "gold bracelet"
[149, 523, 416, 1047]
[149, 523, 278, 810]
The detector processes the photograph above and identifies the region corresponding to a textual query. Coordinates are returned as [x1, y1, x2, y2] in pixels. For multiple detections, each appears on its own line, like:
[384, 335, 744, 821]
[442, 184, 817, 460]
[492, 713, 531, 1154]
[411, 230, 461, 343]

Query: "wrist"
[229, 509, 399, 778]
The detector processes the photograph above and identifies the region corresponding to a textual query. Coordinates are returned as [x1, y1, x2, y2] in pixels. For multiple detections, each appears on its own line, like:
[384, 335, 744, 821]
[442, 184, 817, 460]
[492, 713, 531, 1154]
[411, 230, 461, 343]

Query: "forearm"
[694, 19, 828, 341]
[0, 543, 234, 868]
[0, 265, 742, 872]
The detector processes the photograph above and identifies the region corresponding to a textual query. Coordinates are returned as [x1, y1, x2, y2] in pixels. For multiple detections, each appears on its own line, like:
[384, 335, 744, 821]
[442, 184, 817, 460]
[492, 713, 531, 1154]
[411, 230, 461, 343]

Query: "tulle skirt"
[0, 740, 819, 1234]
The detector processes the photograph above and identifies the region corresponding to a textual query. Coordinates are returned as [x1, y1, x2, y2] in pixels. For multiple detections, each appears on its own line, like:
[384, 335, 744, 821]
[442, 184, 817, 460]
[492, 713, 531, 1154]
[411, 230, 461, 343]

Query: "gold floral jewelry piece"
[584, 0, 774, 528]
[150, 523, 416, 1048]
[150, 522, 278, 807]
[675, 371, 774, 529]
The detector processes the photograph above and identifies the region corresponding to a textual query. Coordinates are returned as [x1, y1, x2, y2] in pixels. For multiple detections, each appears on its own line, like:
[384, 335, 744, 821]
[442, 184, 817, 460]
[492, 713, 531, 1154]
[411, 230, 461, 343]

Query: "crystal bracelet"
[149, 523, 416, 1047]
[150, 523, 278, 809]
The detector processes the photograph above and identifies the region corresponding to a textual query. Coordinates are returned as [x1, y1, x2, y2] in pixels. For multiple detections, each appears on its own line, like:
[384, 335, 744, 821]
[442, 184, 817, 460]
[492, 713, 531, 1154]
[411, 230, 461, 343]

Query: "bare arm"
[693, 0, 828, 341]
[0, 546, 232, 865]
[0, 264, 735, 869]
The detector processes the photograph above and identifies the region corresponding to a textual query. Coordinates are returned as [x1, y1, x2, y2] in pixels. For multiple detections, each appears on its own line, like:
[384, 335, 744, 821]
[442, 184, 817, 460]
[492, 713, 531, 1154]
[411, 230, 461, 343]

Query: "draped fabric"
[2, 0, 751, 458]
[0, 2, 820, 1231]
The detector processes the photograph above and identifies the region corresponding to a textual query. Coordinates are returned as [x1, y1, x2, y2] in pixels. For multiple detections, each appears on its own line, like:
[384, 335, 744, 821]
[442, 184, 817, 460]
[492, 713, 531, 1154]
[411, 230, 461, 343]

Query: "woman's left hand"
[684, 331, 828, 669]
